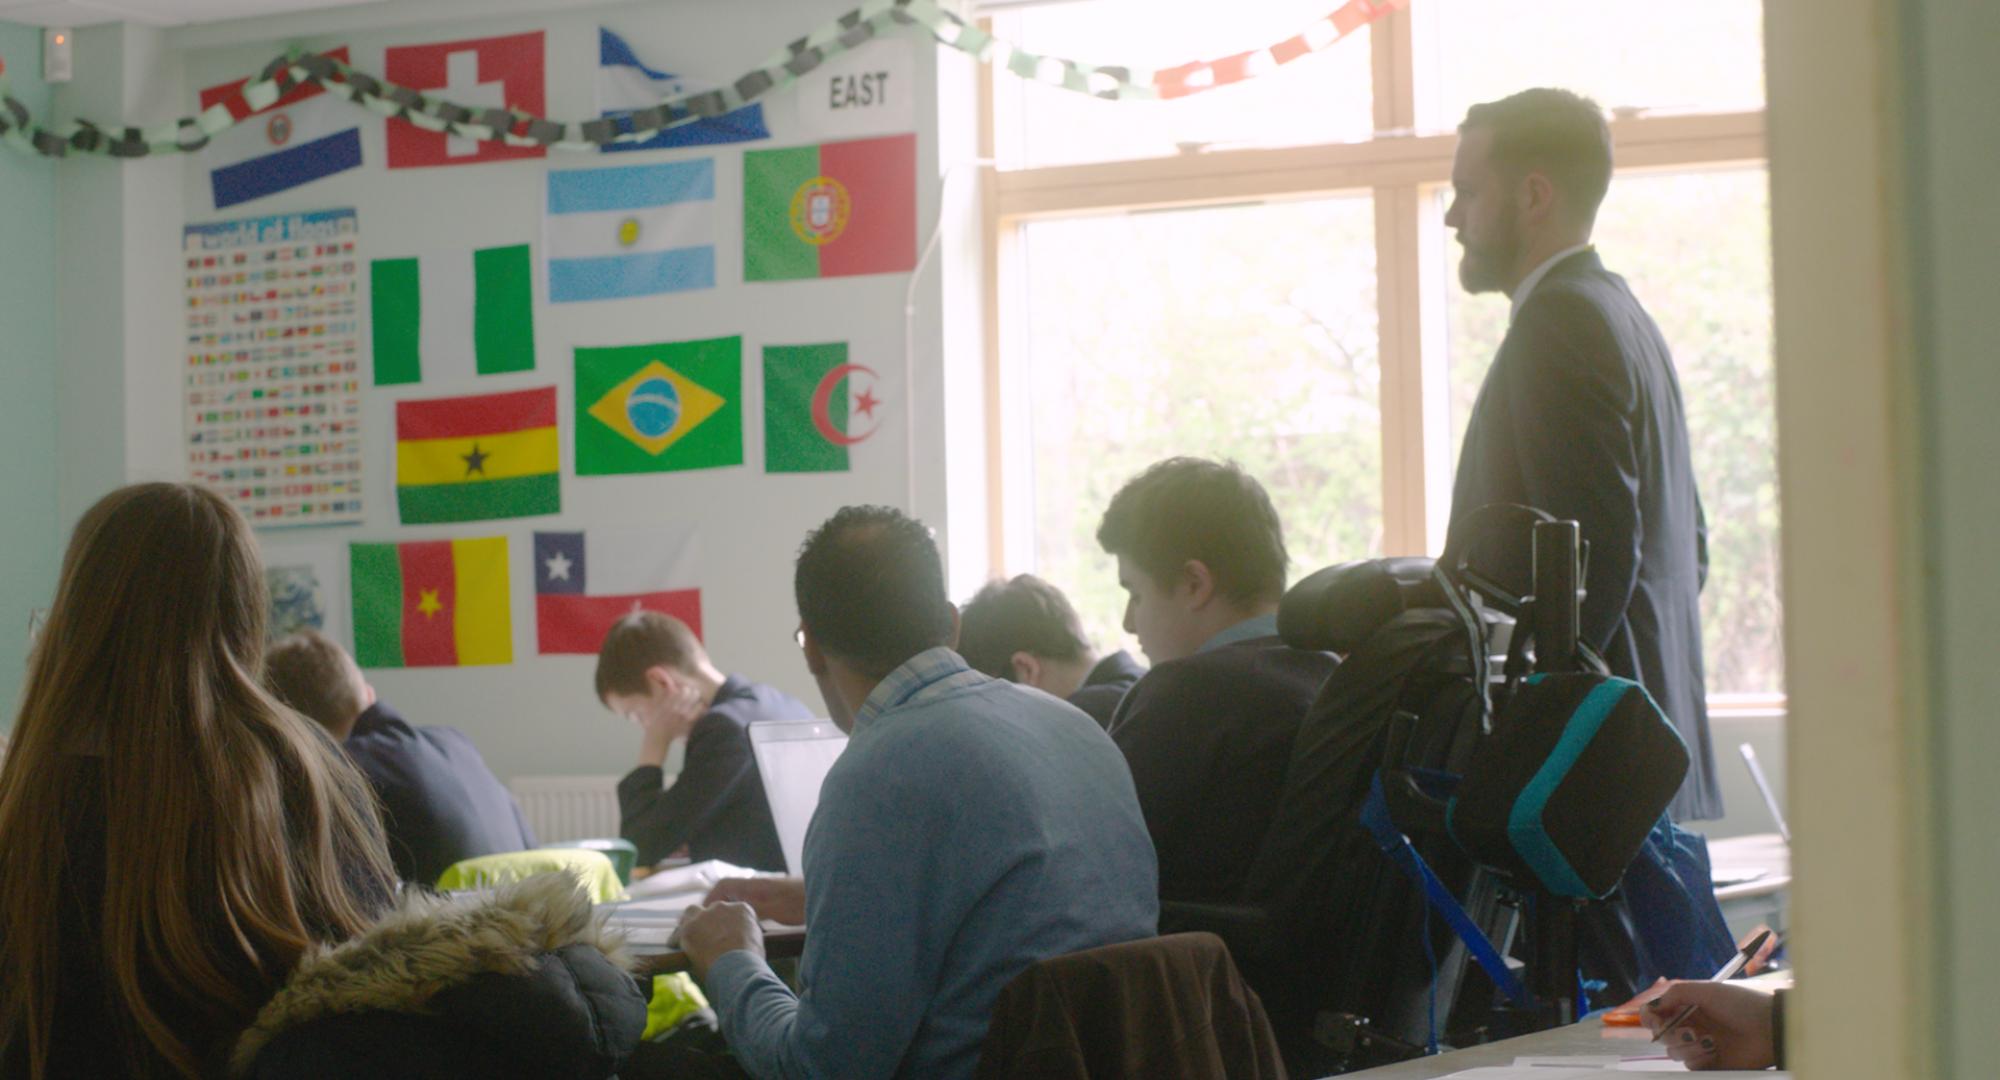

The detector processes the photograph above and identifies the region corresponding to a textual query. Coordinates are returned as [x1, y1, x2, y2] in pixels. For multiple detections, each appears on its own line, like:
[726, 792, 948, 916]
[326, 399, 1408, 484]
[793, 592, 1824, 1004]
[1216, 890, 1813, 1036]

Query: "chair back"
[973, 933, 1286, 1080]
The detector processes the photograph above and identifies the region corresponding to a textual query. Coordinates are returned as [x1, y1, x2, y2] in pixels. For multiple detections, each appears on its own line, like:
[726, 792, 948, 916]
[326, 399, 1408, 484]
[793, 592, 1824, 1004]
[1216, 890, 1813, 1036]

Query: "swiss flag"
[384, 31, 546, 168]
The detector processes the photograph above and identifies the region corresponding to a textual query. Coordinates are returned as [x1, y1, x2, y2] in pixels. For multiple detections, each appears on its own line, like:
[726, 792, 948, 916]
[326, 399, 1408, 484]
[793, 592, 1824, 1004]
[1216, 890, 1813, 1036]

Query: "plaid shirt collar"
[854, 647, 986, 729]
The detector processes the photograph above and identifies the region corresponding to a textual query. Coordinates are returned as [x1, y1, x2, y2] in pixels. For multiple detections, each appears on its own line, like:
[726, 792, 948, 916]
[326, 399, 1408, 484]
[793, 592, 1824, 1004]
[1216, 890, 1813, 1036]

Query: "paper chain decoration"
[0, 0, 1403, 160]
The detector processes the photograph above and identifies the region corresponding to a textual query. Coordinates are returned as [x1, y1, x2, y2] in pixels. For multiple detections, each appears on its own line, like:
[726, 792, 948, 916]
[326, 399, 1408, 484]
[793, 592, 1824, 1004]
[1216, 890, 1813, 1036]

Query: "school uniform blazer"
[1449, 249, 1719, 820]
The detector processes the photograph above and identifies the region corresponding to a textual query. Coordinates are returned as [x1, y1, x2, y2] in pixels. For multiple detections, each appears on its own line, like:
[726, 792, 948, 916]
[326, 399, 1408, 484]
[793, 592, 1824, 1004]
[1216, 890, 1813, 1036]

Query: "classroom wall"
[37, 0, 979, 783]
[0, 22, 61, 724]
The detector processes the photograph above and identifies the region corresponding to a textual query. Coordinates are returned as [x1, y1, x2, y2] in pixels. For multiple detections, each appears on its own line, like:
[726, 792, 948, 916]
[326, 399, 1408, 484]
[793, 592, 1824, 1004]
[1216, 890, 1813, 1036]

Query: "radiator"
[508, 775, 622, 842]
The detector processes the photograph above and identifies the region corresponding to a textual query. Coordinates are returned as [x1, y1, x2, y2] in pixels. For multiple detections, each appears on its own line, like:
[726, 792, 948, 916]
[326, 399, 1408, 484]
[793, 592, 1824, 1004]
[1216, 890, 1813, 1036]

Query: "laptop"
[749, 719, 849, 876]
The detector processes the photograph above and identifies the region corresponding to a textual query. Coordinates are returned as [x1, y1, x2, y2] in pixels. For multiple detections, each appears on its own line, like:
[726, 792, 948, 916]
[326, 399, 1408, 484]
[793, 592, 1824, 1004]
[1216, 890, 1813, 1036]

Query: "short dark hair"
[264, 630, 366, 734]
[958, 575, 1092, 680]
[796, 505, 955, 680]
[1461, 88, 1613, 225]
[595, 611, 707, 702]
[1096, 457, 1288, 605]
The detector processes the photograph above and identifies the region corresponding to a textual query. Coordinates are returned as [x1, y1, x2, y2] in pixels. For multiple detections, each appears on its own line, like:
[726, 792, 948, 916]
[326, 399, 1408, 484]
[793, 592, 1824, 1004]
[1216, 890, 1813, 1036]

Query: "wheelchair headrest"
[1279, 556, 1441, 654]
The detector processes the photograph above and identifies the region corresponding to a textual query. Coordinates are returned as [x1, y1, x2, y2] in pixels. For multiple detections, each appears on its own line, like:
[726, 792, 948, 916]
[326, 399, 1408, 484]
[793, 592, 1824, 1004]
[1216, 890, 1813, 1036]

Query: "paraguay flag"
[198, 47, 362, 210]
[545, 160, 716, 302]
[350, 537, 512, 668]
[743, 133, 917, 281]
[597, 28, 769, 152]
[533, 528, 703, 654]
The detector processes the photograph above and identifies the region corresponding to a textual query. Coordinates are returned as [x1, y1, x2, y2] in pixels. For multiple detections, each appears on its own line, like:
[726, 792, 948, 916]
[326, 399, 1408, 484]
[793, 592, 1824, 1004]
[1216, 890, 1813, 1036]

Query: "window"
[1023, 197, 1381, 654]
[985, 1, 1780, 700]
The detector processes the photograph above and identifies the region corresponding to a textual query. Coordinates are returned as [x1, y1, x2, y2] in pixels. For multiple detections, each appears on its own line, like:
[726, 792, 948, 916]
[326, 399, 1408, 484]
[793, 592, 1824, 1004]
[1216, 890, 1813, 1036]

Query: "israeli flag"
[545, 160, 717, 303]
[597, 28, 771, 153]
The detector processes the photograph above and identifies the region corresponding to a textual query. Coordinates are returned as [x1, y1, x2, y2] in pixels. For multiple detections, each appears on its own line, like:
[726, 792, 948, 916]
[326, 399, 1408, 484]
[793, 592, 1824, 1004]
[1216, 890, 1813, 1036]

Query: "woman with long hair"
[0, 483, 397, 1077]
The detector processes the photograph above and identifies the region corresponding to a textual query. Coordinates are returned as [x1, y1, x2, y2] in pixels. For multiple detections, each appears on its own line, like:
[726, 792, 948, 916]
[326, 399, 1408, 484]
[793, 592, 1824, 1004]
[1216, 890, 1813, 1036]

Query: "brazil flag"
[575, 336, 743, 475]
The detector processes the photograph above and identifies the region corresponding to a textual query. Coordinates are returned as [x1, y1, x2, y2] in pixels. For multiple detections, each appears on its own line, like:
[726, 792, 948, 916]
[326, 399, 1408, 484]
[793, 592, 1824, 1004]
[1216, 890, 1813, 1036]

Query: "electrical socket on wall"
[44, 28, 74, 84]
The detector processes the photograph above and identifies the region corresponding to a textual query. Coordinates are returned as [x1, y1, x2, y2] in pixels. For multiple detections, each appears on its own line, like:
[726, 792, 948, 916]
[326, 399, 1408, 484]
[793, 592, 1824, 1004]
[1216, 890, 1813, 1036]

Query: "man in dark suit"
[595, 611, 812, 871]
[1445, 87, 1718, 819]
[957, 573, 1147, 728]
[1097, 458, 1338, 902]
[264, 630, 538, 886]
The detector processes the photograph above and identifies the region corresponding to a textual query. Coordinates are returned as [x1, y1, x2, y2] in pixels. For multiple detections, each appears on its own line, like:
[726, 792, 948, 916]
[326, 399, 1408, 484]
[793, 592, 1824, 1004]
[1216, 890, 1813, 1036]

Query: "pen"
[1651, 929, 1773, 1044]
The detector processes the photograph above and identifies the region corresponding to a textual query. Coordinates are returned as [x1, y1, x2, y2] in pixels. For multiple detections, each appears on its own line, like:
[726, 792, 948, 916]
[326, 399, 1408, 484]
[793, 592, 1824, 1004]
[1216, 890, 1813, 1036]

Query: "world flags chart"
[575, 336, 743, 476]
[351, 537, 512, 668]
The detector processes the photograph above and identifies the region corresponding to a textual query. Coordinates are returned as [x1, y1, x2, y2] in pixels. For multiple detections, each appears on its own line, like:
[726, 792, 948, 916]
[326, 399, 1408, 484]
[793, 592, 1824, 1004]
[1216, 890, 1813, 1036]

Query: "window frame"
[976, 7, 1780, 714]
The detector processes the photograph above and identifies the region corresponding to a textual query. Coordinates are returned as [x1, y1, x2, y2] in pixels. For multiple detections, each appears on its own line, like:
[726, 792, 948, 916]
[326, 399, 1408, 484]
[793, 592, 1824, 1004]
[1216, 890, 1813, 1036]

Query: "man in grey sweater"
[675, 505, 1160, 1080]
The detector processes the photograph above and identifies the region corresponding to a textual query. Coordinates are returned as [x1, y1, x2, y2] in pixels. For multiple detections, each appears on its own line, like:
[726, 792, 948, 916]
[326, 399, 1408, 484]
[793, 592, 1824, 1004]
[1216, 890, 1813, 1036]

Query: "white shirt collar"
[1509, 243, 1594, 322]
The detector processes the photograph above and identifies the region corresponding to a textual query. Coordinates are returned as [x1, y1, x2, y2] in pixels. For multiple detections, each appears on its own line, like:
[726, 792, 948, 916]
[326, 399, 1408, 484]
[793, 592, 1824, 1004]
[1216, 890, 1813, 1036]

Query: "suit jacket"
[1450, 249, 1719, 820]
[345, 703, 538, 886]
[616, 676, 811, 871]
[1109, 638, 1337, 903]
[1066, 650, 1147, 729]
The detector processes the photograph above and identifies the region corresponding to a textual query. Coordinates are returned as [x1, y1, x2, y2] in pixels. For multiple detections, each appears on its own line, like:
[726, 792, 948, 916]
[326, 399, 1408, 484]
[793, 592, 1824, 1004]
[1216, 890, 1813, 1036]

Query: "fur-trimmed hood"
[232, 872, 646, 1079]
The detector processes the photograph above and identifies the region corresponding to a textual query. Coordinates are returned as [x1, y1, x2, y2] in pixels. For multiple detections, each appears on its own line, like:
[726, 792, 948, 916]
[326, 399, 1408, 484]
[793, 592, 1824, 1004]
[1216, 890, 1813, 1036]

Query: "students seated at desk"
[0, 482, 642, 1079]
[1095, 457, 1339, 904]
[264, 629, 536, 887]
[956, 573, 1147, 729]
[594, 611, 811, 871]
[665, 505, 1159, 1080]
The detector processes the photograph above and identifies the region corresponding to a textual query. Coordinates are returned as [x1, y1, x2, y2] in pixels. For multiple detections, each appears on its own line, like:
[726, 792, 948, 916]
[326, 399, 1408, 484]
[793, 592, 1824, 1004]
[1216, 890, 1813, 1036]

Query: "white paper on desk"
[618, 858, 764, 905]
[1514, 1054, 1685, 1071]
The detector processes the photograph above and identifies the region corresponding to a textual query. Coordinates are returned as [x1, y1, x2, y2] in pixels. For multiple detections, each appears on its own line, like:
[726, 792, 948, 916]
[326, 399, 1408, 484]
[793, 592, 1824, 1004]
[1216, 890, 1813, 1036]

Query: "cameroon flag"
[396, 387, 560, 524]
[575, 336, 742, 475]
[351, 537, 512, 668]
[743, 133, 916, 281]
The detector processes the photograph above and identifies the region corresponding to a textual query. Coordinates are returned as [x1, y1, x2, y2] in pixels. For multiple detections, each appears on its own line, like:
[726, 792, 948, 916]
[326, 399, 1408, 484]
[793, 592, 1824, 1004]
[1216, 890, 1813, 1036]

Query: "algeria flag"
[370, 244, 535, 385]
[763, 342, 883, 474]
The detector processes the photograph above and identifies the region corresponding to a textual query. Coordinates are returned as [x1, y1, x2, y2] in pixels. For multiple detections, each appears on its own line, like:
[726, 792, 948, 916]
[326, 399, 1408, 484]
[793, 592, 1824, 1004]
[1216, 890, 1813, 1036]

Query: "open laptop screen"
[748, 719, 849, 875]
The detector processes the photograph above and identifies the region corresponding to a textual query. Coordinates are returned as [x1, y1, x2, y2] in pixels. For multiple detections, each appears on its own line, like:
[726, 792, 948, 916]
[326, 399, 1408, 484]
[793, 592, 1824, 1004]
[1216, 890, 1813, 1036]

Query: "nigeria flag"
[371, 244, 535, 385]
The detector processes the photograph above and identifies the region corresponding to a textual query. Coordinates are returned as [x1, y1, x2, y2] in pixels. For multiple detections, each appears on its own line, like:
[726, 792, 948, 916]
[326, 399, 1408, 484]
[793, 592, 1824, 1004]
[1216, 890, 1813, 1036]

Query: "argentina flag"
[545, 160, 716, 303]
[597, 27, 771, 152]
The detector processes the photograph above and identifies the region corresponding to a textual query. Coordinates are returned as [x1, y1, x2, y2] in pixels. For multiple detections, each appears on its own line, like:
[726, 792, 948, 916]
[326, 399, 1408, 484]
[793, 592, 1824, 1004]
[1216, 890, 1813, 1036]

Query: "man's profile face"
[1116, 555, 1202, 666]
[1444, 127, 1523, 295]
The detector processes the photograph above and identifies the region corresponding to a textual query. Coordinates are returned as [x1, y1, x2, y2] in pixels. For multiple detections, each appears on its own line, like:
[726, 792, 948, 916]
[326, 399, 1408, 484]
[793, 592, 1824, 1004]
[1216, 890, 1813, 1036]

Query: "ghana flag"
[743, 133, 916, 281]
[351, 537, 512, 668]
[396, 387, 560, 524]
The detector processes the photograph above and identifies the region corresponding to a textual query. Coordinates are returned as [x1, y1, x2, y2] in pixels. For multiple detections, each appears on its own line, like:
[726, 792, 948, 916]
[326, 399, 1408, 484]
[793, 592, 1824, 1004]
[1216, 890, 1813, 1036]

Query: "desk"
[1334, 1011, 1788, 1078]
[1707, 833, 1790, 942]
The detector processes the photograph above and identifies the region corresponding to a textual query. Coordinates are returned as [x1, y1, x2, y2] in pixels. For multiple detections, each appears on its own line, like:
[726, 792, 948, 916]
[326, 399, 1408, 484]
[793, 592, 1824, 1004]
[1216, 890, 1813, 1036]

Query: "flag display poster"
[371, 244, 535, 385]
[545, 159, 717, 303]
[534, 528, 703, 654]
[184, 208, 365, 527]
[596, 28, 770, 153]
[395, 386, 561, 524]
[574, 336, 743, 476]
[385, 31, 547, 168]
[744, 133, 917, 281]
[198, 47, 362, 210]
[351, 537, 512, 668]
[763, 342, 884, 473]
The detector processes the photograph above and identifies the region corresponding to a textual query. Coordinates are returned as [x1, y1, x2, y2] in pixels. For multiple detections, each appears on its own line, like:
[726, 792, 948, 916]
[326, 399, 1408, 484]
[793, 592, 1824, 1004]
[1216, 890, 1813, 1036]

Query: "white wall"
[52, 0, 977, 783]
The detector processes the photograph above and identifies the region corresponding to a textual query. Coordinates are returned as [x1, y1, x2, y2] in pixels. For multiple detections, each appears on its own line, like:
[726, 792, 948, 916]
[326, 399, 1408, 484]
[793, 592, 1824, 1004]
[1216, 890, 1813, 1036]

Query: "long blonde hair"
[0, 483, 394, 1078]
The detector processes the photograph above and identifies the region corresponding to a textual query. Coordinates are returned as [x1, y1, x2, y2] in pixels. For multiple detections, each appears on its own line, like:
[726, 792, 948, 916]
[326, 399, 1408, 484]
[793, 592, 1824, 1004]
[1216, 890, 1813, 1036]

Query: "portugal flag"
[396, 386, 560, 524]
[351, 537, 512, 668]
[743, 133, 916, 281]
[763, 342, 884, 473]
